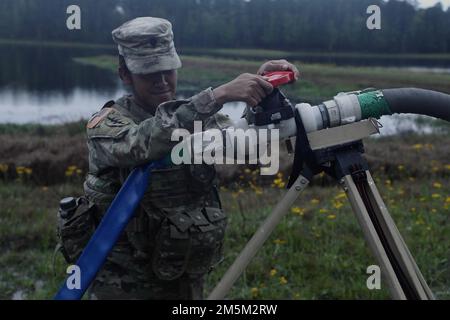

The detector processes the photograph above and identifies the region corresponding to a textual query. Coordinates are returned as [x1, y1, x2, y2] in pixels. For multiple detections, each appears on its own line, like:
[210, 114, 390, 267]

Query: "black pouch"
[56, 196, 97, 264]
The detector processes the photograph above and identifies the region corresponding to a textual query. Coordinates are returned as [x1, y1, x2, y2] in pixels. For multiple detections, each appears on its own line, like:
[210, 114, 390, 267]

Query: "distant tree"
[0, 0, 449, 54]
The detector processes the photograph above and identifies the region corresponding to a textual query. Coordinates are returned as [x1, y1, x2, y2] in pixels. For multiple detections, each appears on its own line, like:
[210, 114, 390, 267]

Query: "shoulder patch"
[87, 108, 115, 129]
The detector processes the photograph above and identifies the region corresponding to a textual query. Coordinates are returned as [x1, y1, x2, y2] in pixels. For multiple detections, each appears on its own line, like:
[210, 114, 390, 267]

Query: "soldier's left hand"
[257, 59, 300, 83]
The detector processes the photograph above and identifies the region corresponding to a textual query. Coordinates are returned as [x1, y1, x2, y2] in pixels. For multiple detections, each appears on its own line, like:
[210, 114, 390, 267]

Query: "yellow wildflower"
[273, 178, 283, 185]
[16, 166, 26, 175]
[273, 239, 287, 245]
[333, 201, 344, 209]
[334, 192, 346, 200]
[433, 182, 442, 189]
[310, 198, 320, 205]
[415, 219, 425, 225]
[291, 206, 305, 216]
[65, 170, 73, 177]
[319, 208, 328, 214]
[431, 193, 441, 199]
[279, 276, 288, 285]
[270, 269, 277, 277]
[327, 214, 336, 220]
[250, 287, 259, 298]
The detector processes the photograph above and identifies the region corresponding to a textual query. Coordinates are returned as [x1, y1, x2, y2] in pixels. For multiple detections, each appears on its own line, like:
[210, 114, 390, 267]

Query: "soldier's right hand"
[212, 73, 273, 107]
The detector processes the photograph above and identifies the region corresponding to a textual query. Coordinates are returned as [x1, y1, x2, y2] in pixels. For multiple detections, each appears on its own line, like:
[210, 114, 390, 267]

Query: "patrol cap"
[112, 17, 182, 74]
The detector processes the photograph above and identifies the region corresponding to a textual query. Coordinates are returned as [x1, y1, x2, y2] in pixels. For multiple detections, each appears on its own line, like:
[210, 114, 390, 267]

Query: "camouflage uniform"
[85, 90, 232, 300]
[82, 17, 233, 300]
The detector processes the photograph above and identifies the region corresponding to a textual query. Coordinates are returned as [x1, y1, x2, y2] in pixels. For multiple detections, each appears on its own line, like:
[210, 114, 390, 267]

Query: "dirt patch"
[0, 129, 448, 186]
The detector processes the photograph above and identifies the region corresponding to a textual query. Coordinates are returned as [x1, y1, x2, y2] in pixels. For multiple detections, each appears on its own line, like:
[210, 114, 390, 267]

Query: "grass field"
[0, 128, 448, 299]
[0, 49, 449, 300]
[0, 169, 448, 300]
[74, 53, 450, 104]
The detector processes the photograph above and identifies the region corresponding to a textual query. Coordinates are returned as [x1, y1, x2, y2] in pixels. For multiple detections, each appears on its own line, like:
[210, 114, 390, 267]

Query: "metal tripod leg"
[342, 171, 434, 300]
[207, 173, 311, 300]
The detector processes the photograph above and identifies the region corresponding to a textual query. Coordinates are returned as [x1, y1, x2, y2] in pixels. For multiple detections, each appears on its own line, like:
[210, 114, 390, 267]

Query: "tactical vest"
[84, 101, 227, 280]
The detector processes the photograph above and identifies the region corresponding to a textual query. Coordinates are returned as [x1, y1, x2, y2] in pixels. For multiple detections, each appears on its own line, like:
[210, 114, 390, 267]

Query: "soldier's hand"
[213, 73, 273, 107]
[257, 59, 300, 82]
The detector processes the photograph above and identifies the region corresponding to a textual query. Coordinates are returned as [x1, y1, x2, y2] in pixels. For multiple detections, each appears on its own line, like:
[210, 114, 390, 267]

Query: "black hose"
[382, 88, 450, 122]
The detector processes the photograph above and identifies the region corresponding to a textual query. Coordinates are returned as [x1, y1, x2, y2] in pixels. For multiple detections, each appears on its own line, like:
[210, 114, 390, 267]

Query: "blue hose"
[54, 160, 166, 300]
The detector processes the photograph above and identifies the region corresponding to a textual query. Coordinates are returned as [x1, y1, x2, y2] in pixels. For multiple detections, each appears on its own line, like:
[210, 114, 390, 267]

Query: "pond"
[0, 44, 447, 136]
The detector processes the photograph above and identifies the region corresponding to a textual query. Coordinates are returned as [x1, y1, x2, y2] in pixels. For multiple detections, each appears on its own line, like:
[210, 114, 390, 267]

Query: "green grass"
[0, 38, 113, 50]
[73, 54, 450, 103]
[0, 121, 86, 136]
[0, 47, 449, 300]
[181, 47, 450, 61]
[0, 173, 448, 300]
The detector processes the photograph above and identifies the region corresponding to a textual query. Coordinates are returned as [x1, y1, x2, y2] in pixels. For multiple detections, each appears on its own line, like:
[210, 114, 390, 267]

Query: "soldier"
[82, 17, 299, 299]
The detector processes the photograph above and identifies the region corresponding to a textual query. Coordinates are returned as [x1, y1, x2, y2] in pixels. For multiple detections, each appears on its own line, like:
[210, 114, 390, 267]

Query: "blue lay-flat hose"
[54, 159, 166, 300]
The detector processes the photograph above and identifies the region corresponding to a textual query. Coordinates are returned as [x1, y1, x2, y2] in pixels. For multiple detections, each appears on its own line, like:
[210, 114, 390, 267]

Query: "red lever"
[264, 71, 295, 87]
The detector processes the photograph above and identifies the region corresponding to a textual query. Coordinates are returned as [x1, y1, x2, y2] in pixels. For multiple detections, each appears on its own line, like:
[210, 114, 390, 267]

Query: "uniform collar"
[114, 95, 155, 124]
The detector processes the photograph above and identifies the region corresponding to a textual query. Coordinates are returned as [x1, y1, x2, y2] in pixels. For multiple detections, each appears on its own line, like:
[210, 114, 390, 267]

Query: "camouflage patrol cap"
[112, 17, 182, 74]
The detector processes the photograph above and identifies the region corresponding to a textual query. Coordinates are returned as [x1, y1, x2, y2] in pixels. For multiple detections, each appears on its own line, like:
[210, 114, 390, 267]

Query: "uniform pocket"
[151, 212, 193, 280]
[151, 207, 228, 280]
[56, 197, 97, 264]
[185, 207, 227, 275]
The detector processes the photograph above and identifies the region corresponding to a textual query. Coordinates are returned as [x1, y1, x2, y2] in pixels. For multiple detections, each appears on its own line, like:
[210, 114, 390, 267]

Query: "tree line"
[1, 0, 449, 53]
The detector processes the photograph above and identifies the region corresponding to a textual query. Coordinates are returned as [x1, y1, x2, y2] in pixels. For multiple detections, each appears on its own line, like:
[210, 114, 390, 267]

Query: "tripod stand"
[208, 118, 435, 300]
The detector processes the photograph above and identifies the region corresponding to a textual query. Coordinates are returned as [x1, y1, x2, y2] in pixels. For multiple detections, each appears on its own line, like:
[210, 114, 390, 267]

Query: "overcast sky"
[417, 0, 450, 9]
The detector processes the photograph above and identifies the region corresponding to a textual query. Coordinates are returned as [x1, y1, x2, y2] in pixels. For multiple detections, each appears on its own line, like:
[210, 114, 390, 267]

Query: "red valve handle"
[263, 71, 295, 87]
